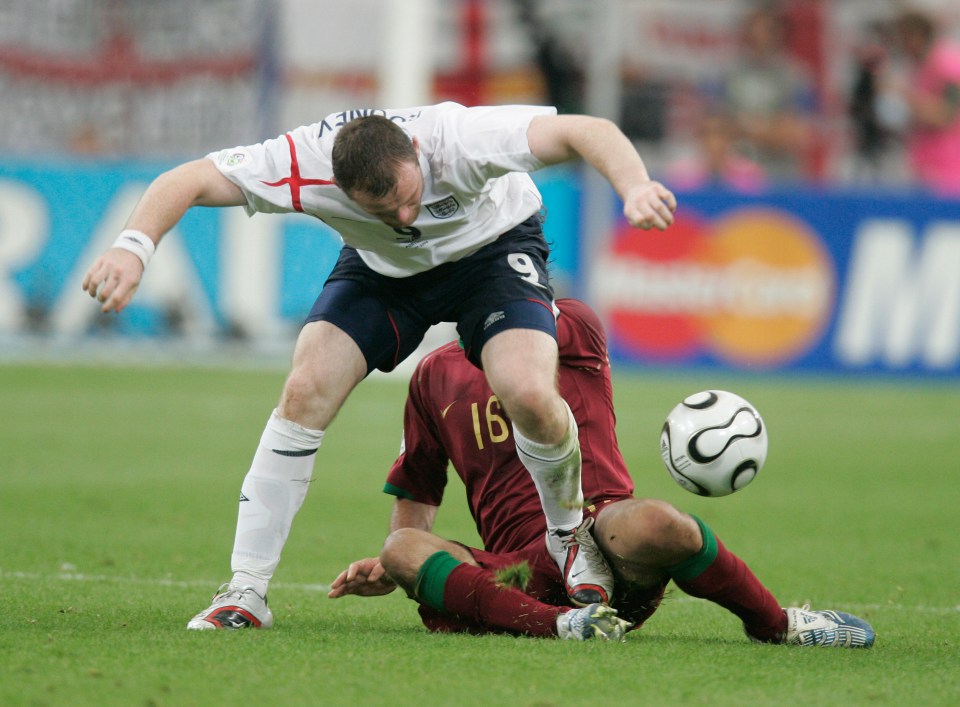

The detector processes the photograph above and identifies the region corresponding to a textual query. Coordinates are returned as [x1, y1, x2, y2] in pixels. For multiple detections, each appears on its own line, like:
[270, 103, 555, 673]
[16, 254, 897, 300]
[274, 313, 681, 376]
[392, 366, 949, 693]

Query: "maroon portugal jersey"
[384, 299, 634, 554]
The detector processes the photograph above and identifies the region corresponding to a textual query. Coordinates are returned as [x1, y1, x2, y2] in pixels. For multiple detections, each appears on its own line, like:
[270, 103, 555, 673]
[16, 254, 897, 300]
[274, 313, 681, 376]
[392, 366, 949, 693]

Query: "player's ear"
[412, 136, 420, 158]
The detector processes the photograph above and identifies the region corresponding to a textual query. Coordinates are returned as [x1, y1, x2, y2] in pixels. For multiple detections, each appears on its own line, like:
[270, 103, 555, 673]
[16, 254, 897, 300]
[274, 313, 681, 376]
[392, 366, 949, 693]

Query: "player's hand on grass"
[623, 180, 677, 231]
[82, 248, 143, 313]
[328, 557, 397, 598]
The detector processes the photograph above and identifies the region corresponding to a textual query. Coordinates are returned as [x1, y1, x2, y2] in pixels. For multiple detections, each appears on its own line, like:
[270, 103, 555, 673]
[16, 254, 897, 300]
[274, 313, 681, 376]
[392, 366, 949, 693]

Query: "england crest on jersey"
[426, 196, 460, 219]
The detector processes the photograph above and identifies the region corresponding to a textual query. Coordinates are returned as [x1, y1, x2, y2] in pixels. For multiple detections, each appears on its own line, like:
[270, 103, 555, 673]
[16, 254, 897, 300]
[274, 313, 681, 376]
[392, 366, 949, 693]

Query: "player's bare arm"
[526, 114, 677, 231]
[81, 159, 245, 314]
[389, 497, 438, 534]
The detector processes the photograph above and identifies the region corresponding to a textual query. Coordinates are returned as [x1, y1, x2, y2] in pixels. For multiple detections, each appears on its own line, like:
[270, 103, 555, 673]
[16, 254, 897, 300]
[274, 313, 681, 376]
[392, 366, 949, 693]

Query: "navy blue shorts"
[305, 215, 556, 373]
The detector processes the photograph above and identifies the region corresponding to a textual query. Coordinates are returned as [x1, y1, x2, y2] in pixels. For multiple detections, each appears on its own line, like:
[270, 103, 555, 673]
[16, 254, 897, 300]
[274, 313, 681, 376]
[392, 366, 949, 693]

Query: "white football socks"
[230, 409, 324, 597]
[513, 401, 583, 532]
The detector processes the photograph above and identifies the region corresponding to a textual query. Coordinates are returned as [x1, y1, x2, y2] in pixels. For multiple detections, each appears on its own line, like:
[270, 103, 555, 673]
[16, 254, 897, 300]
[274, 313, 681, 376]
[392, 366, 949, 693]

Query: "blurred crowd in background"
[2, 0, 959, 196]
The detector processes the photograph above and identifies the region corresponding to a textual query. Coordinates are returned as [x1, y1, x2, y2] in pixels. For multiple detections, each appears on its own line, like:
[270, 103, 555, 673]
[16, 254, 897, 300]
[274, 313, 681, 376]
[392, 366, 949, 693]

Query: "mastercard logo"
[592, 208, 835, 367]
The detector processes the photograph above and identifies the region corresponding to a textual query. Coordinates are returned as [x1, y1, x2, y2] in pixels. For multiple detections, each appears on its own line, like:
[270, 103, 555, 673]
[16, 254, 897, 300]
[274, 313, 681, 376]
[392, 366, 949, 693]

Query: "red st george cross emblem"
[261, 133, 334, 212]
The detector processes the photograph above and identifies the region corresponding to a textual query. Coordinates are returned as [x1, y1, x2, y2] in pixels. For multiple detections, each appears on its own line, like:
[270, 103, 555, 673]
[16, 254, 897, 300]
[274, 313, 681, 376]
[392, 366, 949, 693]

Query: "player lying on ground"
[81, 103, 678, 628]
[328, 299, 876, 645]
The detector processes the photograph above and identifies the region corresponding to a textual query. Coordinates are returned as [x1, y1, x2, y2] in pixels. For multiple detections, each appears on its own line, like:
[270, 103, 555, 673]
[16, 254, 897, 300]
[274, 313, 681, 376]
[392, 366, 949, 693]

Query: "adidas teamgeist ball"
[659, 390, 768, 497]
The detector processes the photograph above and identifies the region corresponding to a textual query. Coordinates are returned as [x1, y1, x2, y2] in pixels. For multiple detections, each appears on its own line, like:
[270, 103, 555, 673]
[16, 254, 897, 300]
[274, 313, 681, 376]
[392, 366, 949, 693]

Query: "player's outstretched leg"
[748, 605, 875, 648]
[556, 603, 632, 641]
[186, 409, 323, 630]
[545, 516, 614, 606]
[186, 584, 273, 630]
[515, 401, 614, 606]
[483, 327, 614, 606]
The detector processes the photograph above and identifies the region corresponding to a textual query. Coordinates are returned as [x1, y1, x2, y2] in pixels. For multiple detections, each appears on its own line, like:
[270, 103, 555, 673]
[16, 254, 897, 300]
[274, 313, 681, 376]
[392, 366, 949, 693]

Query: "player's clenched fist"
[82, 248, 144, 313]
[623, 180, 677, 231]
[82, 228, 156, 313]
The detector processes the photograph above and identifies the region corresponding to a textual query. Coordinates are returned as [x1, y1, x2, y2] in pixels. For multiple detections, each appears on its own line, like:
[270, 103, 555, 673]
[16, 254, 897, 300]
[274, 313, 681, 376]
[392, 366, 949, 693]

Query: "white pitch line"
[3, 568, 958, 615]
[0, 568, 331, 594]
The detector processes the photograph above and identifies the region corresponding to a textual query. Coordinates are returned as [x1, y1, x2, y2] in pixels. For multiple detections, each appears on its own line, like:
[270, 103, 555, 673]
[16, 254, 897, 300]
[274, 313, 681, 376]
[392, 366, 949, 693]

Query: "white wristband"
[112, 229, 156, 269]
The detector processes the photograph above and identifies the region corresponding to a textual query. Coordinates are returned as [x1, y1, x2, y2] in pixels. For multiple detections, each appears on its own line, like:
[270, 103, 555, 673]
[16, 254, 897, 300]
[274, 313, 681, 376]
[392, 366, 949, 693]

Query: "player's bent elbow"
[379, 527, 430, 588]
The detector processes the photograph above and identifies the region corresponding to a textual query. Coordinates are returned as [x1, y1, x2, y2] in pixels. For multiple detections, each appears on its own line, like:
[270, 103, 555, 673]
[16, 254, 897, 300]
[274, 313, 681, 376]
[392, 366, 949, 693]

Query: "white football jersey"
[207, 102, 557, 277]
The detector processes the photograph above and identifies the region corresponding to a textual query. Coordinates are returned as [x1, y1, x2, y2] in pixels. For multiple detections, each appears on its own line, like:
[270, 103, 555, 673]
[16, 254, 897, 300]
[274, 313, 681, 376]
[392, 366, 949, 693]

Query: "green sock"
[666, 515, 718, 582]
[413, 550, 462, 611]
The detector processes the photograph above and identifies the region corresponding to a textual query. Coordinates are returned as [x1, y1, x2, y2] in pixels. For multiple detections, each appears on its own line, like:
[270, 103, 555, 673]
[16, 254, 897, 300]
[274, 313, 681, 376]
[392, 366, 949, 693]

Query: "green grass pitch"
[1, 362, 957, 705]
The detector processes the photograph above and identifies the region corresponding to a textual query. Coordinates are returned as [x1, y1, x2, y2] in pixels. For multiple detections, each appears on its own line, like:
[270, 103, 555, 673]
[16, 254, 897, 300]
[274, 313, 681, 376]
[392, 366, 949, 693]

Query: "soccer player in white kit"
[82, 102, 677, 629]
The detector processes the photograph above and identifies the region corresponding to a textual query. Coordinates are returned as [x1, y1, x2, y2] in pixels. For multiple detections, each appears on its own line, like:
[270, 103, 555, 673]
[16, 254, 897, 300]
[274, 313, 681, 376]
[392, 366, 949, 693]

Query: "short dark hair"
[332, 116, 418, 197]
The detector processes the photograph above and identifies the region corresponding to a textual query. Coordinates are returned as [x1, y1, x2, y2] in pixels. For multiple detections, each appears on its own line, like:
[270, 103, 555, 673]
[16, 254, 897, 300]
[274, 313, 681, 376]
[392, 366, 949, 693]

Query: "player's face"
[350, 160, 424, 229]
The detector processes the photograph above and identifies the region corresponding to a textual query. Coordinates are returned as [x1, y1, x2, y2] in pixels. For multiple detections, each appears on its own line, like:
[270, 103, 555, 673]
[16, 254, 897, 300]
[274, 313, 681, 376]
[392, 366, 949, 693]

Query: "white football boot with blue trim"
[781, 604, 875, 648]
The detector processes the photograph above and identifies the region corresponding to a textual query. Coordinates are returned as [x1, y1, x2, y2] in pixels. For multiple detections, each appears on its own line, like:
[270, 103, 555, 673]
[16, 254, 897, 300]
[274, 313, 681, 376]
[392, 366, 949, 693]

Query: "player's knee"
[600, 498, 701, 560]
[277, 363, 350, 428]
[497, 384, 567, 443]
[497, 377, 551, 418]
[635, 499, 701, 553]
[279, 365, 322, 414]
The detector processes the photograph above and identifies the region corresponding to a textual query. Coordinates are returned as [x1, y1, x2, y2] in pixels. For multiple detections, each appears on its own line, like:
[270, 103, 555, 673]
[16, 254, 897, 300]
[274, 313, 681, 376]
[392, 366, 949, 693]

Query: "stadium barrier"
[595, 187, 960, 378]
[0, 159, 957, 377]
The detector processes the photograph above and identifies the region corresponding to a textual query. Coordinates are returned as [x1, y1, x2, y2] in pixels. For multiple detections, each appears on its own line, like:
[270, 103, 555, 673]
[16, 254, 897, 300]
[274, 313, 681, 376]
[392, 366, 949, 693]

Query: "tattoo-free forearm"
[389, 498, 437, 533]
